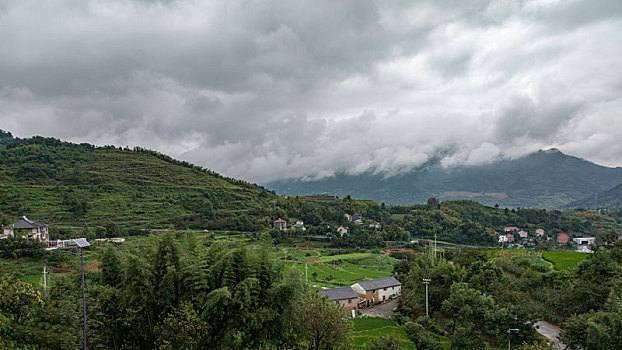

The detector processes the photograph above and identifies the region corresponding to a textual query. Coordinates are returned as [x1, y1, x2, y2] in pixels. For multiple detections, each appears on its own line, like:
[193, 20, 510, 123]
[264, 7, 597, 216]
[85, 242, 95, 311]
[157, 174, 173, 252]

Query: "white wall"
[377, 285, 401, 301]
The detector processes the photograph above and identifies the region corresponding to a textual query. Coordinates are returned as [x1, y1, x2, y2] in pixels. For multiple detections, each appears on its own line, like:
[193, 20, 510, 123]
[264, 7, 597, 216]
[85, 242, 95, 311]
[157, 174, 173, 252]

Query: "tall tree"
[296, 292, 351, 350]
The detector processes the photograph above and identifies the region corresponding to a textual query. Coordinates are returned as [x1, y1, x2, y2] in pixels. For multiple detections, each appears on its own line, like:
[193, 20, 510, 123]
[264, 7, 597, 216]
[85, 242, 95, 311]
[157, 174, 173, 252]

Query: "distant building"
[498, 235, 508, 243]
[354, 219, 363, 225]
[273, 219, 287, 230]
[505, 234, 514, 242]
[337, 225, 349, 235]
[317, 286, 359, 316]
[535, 228, 545, 237]
[369, 221, 381, 229]
[1, 216, 49, 241]
[504, 227, 521, 232]
[344, 213, 352, 221]
[292, 220, 306, 231]
[352, 213, 363, 221]
[557, 233, 569, 244]
[573, 237, 596, 246]
[351, 276, 401, 306]
[518, 230, 528, 239]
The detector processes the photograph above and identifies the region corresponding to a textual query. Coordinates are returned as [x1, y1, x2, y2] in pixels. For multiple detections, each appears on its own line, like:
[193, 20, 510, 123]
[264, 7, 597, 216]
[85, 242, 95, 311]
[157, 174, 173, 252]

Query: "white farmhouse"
[351, 276, 401, 307]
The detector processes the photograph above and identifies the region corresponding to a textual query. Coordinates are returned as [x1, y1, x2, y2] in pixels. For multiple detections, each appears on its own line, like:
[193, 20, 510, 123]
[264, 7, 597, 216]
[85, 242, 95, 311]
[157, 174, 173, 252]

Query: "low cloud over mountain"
[1, 0, 621, 182]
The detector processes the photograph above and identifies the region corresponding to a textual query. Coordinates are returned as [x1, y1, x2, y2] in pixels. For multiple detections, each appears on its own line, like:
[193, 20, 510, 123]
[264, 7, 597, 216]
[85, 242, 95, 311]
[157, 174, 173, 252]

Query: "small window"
[348, 299, 351, 304]
[384, 288, 387, 291]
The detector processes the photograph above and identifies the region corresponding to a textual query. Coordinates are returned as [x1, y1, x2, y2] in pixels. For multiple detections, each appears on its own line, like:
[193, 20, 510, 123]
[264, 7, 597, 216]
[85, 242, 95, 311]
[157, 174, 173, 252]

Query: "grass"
[316, 253, 377, 263]
[542, 251, 588, 270]
[351, 317, 414, 349]
[350, 317, 451, 350]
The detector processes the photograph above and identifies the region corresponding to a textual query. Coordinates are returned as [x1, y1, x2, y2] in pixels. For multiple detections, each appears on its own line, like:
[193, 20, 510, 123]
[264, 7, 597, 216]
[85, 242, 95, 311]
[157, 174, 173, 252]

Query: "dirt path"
[358, 298, 399, 319]
[535, 321, 566, 350]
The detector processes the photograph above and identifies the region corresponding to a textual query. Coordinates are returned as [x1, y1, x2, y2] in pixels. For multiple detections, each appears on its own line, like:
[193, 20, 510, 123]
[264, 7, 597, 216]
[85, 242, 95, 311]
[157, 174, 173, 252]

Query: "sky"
[1, 0, 621, 183]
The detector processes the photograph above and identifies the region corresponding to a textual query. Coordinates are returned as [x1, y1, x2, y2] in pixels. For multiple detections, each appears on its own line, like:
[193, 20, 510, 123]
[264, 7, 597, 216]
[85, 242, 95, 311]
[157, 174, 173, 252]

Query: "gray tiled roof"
[355, 276, 401, 290]
[10, 217, 47, 229]
[317, 286, 358, 301]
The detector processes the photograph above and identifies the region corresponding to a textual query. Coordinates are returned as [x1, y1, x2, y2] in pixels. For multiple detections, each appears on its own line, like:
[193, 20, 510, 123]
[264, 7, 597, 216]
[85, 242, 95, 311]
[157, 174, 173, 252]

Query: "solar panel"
[74, 238, 91, 248]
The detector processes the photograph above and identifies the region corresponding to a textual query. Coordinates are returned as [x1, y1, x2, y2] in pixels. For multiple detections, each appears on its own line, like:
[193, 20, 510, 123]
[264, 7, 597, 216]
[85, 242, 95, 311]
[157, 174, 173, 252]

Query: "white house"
[292, 220, 306, 231]
[351, 276, 401, 306]
[369, 221, 381, 229]
[498, 235, 508, 243]
[573, 237, 596, 246]
[535, 228, 545, 237]
[518, 230, 528, 239]
[337, 225, 349, 235]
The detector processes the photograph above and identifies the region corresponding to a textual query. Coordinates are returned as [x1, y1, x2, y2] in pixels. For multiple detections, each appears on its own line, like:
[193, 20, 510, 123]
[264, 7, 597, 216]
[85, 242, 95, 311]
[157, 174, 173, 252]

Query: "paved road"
[358, 298, 399, 318]
[535, 321, 566, 350]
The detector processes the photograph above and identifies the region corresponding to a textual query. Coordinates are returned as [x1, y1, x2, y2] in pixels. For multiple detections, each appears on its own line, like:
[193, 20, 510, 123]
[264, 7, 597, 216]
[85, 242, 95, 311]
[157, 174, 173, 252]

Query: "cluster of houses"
[317, 276, 401, 317]
[337, 213, 381, 235]
[499, 226, 597, 253]
[273, 219, 306, 231]
[273, 213, 382, 237]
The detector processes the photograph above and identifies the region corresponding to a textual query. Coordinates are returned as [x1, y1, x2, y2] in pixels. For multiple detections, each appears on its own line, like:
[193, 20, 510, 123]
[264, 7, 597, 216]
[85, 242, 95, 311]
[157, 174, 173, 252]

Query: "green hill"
[566, 182, 622, 209]
[0, 132, 278, 229]
[267, 149, 622, 208]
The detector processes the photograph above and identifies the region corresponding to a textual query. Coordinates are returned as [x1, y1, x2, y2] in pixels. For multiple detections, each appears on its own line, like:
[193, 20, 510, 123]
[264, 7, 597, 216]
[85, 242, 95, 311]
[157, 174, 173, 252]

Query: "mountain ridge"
[266, 149, 622, 208]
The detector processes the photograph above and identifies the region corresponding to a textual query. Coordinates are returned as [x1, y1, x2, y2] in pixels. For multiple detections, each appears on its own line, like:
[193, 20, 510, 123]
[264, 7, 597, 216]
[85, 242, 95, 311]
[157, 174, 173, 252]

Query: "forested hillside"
[566, 182, 622, 210]
[267, 149, 622, 208]
[0, 132, 278, 229]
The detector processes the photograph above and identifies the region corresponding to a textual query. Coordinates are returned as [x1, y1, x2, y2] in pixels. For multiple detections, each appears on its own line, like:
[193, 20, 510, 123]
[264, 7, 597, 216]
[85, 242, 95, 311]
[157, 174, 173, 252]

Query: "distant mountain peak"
[542, 147, 562, 154]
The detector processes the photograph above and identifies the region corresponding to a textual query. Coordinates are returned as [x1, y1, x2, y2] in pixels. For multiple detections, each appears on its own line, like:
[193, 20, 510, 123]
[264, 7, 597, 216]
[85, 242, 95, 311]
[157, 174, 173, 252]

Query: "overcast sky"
[1, 0, 621, 183]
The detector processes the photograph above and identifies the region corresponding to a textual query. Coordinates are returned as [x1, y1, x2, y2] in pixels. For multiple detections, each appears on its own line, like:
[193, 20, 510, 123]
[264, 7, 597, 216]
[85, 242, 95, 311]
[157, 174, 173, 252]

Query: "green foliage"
[363, 335, 404, 350]
[296, 292, 352, 350]
[404, 322, 443, 350]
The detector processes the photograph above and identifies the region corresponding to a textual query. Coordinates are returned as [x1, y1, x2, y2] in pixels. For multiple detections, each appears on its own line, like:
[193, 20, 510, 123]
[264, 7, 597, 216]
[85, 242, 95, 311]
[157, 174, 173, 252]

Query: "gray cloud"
[1, 0, 621, 183]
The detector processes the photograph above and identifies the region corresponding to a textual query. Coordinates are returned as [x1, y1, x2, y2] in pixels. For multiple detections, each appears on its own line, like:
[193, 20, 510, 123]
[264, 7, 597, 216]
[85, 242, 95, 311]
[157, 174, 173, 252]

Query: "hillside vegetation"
[0, 132, 277, 229]
[566, 182, 622, 209]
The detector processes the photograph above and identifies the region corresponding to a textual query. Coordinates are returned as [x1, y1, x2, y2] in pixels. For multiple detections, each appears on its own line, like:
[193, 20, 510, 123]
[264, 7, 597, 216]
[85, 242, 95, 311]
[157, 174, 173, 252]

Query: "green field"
[543, 251, 588, 270]
[351, 317, 451, 350]
[315, 252, 377, 263]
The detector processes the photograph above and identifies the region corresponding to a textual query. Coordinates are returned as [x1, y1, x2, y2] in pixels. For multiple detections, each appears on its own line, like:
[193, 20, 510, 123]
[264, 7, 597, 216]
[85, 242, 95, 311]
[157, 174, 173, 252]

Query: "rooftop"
[355, 276, 401, 290]
[317, 286, 358, 301]
[2, 216, 48, 230]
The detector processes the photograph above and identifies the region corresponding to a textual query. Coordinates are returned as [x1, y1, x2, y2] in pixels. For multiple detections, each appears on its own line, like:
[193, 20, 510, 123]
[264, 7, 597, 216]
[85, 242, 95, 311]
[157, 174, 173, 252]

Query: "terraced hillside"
[0, 132, 277, 229]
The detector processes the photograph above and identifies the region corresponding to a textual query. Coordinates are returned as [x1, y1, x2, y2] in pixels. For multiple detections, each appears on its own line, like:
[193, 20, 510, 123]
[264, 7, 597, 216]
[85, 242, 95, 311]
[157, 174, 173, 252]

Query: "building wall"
[333, 298, 358, 314]
[352, 283, 401, 305]
[377, 285, 401, 301]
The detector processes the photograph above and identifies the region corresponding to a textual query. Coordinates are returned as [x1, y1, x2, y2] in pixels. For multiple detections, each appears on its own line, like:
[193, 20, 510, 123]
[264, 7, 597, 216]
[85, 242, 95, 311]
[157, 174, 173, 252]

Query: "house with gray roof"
[2, 216, 49, 241]
[317, 286, 359, 315]
[351, 276, 401, 306]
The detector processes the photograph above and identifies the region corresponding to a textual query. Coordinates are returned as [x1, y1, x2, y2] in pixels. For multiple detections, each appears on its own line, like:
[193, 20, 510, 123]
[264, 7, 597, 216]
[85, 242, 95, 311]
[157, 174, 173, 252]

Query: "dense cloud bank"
[1, 0, 621, 182]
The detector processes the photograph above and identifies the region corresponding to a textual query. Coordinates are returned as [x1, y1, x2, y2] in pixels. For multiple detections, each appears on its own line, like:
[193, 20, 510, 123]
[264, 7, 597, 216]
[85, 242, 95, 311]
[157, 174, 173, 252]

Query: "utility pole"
[507, 328, 519, 350]
[422, 278, 431, 317]
[305, 263, 308, 286]
[43, 266, 47, 292]
[434, 234, 437, 260]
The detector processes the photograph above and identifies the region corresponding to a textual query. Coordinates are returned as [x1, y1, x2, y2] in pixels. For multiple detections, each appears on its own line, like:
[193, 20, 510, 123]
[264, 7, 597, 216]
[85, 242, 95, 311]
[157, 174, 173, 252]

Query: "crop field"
[542, 251, 588, 270]
[274, 248, 398, 291]
[350, 317, 451, 350]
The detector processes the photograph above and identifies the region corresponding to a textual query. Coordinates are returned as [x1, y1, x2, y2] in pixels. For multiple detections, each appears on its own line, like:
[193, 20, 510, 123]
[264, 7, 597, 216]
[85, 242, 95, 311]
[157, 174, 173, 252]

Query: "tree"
[99, 244, 122, 287]
[441, 282, 499, 347]
[296, 292, 351, 350]
[155, 302, 207, 350]
[404, 322, 442, 350]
